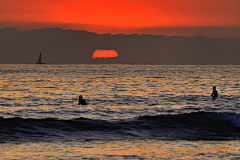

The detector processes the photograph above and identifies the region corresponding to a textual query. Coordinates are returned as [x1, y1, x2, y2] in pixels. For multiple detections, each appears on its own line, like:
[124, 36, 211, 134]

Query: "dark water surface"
[0, 64, 240, 159]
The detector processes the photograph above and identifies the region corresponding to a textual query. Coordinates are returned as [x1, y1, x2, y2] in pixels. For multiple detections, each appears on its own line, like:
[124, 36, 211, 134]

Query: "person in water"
[211, 86, 218, 97]
[78, 95, 87, 105]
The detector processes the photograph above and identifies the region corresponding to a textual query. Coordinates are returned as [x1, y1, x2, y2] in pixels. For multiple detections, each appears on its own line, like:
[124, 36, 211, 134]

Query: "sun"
[92, 49, 118, 59]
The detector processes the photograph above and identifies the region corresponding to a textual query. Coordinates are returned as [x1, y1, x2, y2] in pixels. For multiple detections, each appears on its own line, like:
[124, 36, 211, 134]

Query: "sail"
[37, 53, 42, 63]
[36, 53, 45, 64]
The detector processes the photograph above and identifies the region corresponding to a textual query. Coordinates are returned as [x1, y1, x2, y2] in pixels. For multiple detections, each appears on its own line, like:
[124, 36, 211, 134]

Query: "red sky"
[0, 0, 240, 37]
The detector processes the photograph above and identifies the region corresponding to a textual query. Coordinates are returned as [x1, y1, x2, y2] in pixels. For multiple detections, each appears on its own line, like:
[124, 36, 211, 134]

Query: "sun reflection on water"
[0, 140, 240, 159]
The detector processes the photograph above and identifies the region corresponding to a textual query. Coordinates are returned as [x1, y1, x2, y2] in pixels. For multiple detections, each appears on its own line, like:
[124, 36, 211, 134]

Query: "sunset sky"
[0, 0, 240, 37]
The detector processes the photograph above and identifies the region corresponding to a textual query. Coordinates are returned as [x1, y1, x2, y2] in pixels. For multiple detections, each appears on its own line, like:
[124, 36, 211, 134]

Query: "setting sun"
[92, 49, 118, 59]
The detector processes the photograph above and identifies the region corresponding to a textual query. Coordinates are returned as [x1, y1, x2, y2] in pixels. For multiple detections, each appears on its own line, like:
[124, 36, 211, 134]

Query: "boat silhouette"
[36, 53, 45, 64]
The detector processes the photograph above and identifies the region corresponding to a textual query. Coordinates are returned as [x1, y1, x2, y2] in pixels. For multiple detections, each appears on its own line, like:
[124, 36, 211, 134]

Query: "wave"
[1, 112, 240, 142]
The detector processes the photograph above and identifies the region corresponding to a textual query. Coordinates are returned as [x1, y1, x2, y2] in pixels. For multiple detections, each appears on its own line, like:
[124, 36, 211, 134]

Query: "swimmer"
[78, 95, 87, 105]
[211, 86, 218, 98]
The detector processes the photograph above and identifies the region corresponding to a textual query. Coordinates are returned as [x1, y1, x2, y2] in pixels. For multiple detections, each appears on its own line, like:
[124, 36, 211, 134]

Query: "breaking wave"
[1, 111, 240, 143]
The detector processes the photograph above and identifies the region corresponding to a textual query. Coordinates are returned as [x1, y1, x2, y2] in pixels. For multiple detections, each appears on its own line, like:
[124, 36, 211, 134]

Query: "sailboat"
[36, 53, 45, 64]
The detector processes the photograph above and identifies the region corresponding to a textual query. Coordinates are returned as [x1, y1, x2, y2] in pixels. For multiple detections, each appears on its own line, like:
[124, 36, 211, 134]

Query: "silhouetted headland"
[0, 28, 239, 64]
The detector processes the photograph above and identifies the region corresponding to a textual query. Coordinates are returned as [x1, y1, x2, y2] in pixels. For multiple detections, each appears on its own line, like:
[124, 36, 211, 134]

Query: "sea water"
[0, 64, 240, 159]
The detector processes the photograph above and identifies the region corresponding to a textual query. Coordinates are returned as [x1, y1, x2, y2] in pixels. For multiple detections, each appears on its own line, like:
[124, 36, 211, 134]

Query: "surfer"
[78, 95, 87, 105]
[211, 86, 218, 97]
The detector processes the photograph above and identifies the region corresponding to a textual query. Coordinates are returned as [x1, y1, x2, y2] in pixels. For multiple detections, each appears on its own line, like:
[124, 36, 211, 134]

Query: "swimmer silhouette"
[211, 86, 218, 98]
[78, 95, 87, 105]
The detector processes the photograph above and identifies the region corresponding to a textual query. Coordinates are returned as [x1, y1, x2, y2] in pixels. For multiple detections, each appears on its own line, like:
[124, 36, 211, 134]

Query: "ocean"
[0, 64, 240, 159]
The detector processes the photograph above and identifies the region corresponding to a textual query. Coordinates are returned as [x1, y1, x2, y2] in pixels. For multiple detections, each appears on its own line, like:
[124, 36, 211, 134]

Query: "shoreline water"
[1, 140, 240, 159]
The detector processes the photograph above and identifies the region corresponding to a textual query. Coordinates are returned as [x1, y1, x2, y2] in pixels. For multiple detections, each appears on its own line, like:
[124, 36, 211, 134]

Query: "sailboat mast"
[36, 53, 45, 64]
[38, 53, 42, 63]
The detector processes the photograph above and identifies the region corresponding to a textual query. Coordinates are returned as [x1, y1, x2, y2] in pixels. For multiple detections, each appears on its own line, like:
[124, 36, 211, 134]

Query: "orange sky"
[0, 0, 240, 37]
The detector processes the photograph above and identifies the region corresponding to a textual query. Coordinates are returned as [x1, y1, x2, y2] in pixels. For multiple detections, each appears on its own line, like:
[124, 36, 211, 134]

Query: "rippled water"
[0, 64, 240, 159]
[1, 64, 239, 120]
